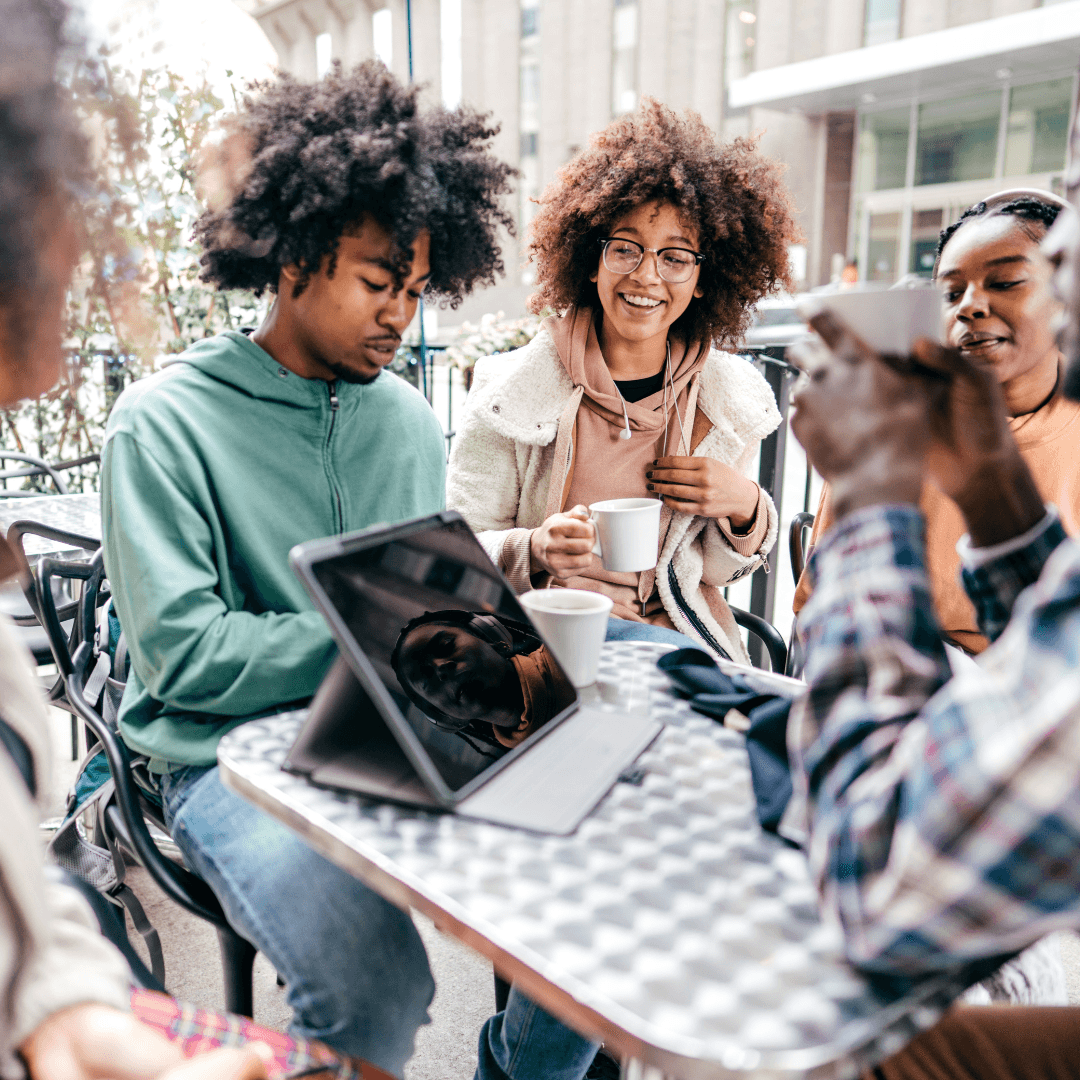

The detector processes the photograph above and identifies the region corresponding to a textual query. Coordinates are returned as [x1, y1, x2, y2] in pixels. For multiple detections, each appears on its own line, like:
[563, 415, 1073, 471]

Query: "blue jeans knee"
[156, 764, 434, 1074]
[604, 616, 698, 650]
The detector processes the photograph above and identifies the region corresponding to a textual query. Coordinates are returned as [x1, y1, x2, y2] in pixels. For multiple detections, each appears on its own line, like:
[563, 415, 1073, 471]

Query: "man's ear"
[280, 263, 301, 285]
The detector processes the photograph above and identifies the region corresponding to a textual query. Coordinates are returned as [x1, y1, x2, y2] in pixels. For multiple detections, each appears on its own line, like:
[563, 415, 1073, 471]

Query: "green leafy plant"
[0, 55, 263, 493]
[445, 311, 548, 377]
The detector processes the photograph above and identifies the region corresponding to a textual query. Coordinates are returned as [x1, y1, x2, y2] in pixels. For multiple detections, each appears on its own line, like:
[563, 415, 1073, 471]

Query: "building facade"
[737, 0, 1080, 290]
[234, 0, 1080, 311]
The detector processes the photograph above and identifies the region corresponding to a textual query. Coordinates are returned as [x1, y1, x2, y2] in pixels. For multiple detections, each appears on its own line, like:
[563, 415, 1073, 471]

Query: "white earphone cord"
[616, 339, 689, 455]
[663, 338, 689, 457]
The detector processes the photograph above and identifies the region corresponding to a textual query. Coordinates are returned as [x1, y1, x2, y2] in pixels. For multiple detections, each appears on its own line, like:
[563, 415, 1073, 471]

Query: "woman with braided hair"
[795, 189, 1080, 658]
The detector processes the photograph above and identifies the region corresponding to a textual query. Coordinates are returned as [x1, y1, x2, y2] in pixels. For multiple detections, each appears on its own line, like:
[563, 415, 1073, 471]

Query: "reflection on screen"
[312, 518, 578, 791]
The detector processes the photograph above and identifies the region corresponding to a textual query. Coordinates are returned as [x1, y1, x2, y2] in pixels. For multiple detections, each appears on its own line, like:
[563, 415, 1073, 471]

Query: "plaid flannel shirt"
[789, 504, 1077, 977]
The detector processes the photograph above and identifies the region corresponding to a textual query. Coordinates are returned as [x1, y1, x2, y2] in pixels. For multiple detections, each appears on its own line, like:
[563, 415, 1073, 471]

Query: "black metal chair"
[788, 511, 816, 586]
[46, 551, 258, 1016]
[730, 605, 787, 674]
[0, 451, 70, 496]
[785, 512, 816, 679]
[7, 521, 100, 756]
[0, 450, 100, 497]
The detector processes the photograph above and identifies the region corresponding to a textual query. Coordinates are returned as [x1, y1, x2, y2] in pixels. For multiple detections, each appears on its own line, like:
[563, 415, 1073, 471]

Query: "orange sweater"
[793, 392, 1080, 653]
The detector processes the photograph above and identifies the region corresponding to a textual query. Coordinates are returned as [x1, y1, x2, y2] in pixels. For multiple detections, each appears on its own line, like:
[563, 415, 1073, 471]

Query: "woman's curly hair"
[194, 61, 516, 304]
[526, 99, 802, 349]
[0, 0, 85, 346]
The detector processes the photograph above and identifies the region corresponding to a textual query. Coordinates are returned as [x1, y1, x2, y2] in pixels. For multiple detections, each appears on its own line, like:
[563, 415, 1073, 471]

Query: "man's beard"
[322, 355, 384, 385]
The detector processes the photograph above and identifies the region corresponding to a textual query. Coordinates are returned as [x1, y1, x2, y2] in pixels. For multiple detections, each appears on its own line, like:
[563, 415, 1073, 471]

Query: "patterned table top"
[218, 641, 963, 1080]
[0, 493, 101, 557]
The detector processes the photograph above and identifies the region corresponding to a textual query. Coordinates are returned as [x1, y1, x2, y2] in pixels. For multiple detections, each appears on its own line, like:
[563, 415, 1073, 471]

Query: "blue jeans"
[475, 986, 599, 1080]
[472, 618, 696, 1080]
[156, 765, 434, 1075]
[605, 615, 697, 649]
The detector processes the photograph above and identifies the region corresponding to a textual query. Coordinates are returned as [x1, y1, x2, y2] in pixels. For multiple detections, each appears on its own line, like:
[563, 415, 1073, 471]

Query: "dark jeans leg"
[157, 764, 434, 1075]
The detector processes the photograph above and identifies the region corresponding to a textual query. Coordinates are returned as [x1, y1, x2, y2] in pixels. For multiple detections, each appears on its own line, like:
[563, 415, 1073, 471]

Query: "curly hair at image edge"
[527, 99, 802, 349]
[194, 61, 517, 304]
[0, 0, 86, 331]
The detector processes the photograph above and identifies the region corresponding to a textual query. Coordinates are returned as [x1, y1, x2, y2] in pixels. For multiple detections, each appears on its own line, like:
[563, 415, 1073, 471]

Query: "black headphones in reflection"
[389, 610, 542, 740]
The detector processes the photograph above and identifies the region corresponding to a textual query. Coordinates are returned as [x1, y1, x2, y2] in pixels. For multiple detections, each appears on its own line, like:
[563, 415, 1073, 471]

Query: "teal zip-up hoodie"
[101, 330, 446, 768]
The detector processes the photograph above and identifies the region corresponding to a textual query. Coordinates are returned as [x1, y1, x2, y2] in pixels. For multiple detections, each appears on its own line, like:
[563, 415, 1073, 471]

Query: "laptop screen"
[309, 517, 579, 791]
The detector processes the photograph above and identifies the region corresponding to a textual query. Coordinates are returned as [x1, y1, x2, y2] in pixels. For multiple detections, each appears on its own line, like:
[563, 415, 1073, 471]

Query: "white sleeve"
[956, 505, 1058, 570]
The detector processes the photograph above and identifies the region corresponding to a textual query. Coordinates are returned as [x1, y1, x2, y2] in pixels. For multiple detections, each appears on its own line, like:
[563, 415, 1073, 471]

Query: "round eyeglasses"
[598, 237, 705, 284]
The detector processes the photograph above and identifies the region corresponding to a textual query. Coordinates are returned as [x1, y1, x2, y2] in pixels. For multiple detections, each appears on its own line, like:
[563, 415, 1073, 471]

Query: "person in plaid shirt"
[787, 160, 1080, 1072]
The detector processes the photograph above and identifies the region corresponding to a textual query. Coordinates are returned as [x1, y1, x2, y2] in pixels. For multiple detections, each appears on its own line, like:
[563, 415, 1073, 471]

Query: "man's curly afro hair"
[527, 99, 802, 349]
[194, 61, 516, 303]
[0, 0, 85, 341]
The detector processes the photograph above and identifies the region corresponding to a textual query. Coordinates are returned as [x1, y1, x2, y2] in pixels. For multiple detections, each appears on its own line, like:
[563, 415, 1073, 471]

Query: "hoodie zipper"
[668, 562, 731, 660]
[327, 381, 344, 532]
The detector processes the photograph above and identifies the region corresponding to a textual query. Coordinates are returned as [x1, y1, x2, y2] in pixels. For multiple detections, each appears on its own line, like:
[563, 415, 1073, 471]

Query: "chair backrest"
[730, 605, 788, 674]
[788, 511, 816, 586]
[0, 451, 69, 495]
[67, 554, 231, 927]
[8, 522, 100, 676]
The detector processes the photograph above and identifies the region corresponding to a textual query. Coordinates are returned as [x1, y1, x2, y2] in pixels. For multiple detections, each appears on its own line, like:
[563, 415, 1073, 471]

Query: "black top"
[614, 369, 665, 403]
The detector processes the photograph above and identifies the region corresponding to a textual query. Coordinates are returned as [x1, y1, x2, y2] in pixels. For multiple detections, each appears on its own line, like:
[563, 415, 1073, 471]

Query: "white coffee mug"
[519, 589, 614, 687]
[588, 497, 662, 573]
[796, 286, 941, 354]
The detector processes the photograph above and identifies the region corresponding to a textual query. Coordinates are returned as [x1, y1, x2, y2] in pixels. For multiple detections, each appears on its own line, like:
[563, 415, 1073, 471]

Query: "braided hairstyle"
[934, 196, 1062, 275]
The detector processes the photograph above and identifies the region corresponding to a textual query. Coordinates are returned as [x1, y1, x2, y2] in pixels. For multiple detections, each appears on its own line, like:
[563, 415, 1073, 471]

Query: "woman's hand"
[19, 1003, 269, 1080]
[646, 458, 759, 526]
[529, 506, 596, 579]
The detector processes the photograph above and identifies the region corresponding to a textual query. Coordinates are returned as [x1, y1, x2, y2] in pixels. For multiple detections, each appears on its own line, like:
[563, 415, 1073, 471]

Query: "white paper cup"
[797, 286, 941, 354]
[588, 497, 662, 573]
[519, 589, 614, 687]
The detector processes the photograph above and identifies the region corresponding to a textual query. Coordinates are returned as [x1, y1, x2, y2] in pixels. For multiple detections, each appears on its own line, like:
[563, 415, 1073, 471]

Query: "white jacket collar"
[467, 326, 781, 457]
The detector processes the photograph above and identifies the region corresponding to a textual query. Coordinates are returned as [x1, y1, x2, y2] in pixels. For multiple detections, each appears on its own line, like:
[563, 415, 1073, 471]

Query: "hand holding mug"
[529, 505, 596, 579]
[646, 457, 759, 526]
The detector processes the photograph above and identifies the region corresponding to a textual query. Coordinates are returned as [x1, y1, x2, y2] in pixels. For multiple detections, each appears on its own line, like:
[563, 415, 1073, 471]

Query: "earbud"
[618, 394, 632, 439]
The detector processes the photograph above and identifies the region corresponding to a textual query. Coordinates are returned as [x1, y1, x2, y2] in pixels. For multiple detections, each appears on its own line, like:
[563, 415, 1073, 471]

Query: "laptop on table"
[286, 511, 663, 835]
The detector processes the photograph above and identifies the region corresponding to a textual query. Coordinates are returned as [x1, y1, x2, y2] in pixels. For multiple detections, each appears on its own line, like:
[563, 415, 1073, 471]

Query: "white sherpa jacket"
[446, 328, 782, 662]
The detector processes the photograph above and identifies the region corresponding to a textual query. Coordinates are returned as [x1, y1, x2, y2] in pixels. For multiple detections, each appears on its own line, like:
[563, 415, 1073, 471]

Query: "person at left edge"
[100, 61, 514, 1078]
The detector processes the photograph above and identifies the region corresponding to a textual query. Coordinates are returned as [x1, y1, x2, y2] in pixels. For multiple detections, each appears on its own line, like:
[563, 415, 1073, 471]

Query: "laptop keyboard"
[458, 706, 661, 834]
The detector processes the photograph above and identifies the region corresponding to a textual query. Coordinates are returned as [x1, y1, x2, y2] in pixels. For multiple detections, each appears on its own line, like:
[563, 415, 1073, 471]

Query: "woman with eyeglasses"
[447, 100, 801, 662]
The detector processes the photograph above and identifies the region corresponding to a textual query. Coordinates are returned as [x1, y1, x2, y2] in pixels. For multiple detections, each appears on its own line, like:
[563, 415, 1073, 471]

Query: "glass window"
[915, 91, 1000, 186]
[315, 33, 332, 79]
[612, 0, 638, 115]
[1004, 78, 1072, 177]
[910, 207, 944, 276]
[857, 109, 910, 192]
[373, 8, 392, 69]
[864, 0, 901, 46]
[867, 211, 901, 281]
[726, 0, 757, 86]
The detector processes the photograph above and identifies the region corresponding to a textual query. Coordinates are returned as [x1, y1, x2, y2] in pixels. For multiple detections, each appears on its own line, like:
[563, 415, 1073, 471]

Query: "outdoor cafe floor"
[37, 705, 1080, 1080]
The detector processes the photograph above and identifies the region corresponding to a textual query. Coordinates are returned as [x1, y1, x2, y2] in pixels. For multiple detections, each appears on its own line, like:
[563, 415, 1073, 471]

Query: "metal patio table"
[218, 640, 966, 1080]
[0, 492, 101, 558]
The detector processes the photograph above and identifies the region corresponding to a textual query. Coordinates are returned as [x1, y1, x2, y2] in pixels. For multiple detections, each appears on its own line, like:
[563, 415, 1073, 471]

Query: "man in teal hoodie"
[101, 63, 513, 1077]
